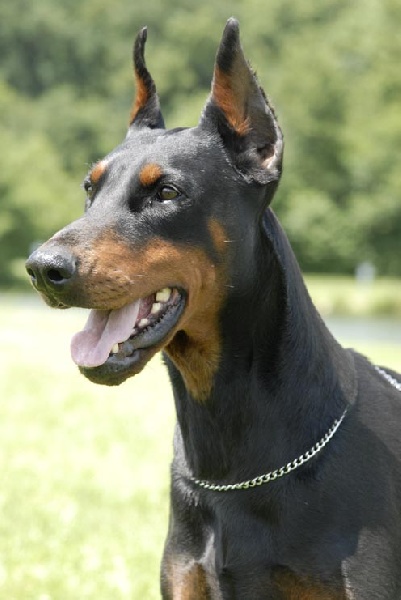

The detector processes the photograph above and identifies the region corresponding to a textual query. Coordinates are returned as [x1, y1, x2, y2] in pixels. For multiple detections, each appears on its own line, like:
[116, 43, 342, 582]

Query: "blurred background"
[0, 0, 400, 598]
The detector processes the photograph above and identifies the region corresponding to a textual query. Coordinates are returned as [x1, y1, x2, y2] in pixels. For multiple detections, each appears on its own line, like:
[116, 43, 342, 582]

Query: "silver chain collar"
[375, 366, 401, 391]
[190, 366, 401, 492]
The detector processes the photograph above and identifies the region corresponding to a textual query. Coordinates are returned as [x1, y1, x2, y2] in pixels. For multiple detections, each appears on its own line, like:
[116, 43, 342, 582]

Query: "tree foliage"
[1, 0, 401, 286]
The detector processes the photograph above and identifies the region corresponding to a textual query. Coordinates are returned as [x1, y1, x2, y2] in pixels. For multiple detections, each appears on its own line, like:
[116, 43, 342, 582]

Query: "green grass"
[0, 300, 174, 599]
[305, 274, 401, 318]
[0, 297, 401, 598]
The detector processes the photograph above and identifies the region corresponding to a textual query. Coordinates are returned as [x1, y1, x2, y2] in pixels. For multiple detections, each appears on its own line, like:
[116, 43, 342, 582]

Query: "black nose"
[26, 247, 77, 291]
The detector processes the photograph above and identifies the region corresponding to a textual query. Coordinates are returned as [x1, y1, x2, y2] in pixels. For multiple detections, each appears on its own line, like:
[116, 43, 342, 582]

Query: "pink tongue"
[70, 300, 141, 368]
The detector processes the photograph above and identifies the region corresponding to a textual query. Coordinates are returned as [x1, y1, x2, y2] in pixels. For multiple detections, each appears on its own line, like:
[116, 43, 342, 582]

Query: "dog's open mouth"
[70, 287, 185, 383]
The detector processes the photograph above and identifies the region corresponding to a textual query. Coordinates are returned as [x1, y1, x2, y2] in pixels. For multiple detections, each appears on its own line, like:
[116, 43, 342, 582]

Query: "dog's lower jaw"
[78, 293, 187, 386]
[79, 347, 148, 386]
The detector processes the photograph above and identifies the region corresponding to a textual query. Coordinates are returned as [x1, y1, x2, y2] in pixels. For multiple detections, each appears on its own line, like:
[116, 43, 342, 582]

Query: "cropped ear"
[128, 27, 165, 131]
[200, 18, 283, 186]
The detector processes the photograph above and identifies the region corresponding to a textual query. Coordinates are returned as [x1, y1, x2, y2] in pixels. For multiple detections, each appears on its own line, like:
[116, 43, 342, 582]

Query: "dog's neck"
[165, 209, 356, 483]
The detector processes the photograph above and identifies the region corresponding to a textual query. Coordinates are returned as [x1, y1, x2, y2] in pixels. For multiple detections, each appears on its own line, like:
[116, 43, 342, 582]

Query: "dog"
[26, 18, 401, 599]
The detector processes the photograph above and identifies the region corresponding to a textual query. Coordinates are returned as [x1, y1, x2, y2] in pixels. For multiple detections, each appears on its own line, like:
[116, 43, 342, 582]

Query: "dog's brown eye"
[157, 185, 179, 202]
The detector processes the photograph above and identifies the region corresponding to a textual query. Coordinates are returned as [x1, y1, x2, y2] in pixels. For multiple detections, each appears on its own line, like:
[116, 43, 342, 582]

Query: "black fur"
[26, 19, 401, 599]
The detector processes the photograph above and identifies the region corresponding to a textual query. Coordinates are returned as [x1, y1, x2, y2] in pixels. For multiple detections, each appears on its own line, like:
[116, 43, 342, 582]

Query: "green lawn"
[0, 300, 174, 599]
[305, 275, 401, 318]
[0, 297, 401, 599]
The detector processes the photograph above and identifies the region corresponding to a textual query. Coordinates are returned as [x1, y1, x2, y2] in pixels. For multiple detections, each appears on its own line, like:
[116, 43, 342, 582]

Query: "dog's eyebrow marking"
[89, 161, 107, 184]
[139, 163, 163, 187]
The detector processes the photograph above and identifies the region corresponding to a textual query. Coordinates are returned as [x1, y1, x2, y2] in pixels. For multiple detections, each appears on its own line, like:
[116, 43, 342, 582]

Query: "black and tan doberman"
[26, 19, 401, 599]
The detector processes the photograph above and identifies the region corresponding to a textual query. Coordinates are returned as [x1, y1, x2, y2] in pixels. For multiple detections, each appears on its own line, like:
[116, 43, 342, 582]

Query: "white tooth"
[112, 343, 119, 354]
[156, 288, 172, 302]
[151, 302, 162, 314]
[139, 318, 149, 327]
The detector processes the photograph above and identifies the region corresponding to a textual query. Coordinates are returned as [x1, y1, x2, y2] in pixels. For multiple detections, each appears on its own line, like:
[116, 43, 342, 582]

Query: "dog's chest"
[272, 567, 349, 599]
[164, 558, 349, 599]
[163, 524, 349, 599]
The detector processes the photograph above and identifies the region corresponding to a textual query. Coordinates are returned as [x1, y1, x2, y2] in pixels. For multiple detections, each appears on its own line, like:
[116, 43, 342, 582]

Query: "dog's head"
[26, 19, 283, 398]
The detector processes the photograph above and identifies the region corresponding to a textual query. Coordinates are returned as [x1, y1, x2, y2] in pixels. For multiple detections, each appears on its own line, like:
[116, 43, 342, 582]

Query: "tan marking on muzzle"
[65, 230, 227, 401]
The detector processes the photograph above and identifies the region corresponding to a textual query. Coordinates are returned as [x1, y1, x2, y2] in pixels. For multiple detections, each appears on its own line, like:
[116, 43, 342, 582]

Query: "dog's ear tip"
[221, 18, 240, 45]
[200, 19, 283, 183]
[134, 27, 148, 58]
[215, 17, 242, 73]
[136, 26, 147, 46]
[129, 25, 165, 130]
[225, 17, 240, 31]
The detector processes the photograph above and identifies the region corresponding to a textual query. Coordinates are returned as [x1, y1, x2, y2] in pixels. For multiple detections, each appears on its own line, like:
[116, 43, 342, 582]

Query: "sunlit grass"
[305, 274, 401, 318]
[0, 295, 400, 598]
[0, 298, 174, 599]
[336, 341, 401, 373]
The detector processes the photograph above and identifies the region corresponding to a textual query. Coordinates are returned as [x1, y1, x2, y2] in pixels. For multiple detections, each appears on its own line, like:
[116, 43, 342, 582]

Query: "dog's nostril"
[26, 267, 36, 281]
[44, 258, 76, 285]
[26, 250, 76, 290]
[46, 268, 67, 283]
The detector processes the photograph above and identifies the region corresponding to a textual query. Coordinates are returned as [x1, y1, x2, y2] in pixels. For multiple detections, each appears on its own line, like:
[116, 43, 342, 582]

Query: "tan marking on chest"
[274, 569, 347, 600]
[170, 562, 210, 599]
[177, 564, 210, 600]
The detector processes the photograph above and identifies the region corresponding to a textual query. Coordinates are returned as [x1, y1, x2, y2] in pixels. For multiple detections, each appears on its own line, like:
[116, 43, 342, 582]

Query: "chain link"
[190, 367, 401, 493]
[375, 366, 401, 392]
[191, 409, 348, 492]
